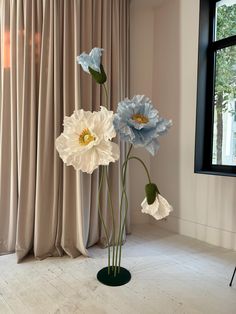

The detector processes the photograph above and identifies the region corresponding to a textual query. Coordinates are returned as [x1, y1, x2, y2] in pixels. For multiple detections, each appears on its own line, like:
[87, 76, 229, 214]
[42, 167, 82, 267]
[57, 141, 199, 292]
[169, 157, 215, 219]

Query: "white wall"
[130, 0, 236, 250]
[151, 0, 236, 251]
[129, 0, 156, 224]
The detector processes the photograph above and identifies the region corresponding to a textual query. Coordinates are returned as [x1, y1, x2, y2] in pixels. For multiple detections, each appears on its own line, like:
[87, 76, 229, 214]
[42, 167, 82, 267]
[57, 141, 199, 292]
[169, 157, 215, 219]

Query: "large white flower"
[141, 194, 173, 220]
[55, 106, 119, 174]
[77, 47, 103, 73]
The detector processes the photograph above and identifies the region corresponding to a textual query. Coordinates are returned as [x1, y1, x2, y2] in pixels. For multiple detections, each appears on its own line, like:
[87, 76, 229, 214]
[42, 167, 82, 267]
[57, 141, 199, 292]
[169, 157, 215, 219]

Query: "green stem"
[105, 166, 116, 270]
[117, 155, 152, 271]
[114, 144, 133, 276]
[102, 84, 109, 109]
[127, 156, 152, 183]
[117, 173, 129, 272]
[98, 166, 111, 274]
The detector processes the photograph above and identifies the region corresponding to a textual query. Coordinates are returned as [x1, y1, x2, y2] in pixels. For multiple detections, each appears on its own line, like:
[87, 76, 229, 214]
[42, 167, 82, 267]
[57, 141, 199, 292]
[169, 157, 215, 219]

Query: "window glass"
[212, 45, 236, 165]
[195, 0, 236, 175]
[215, 0, 236, 40]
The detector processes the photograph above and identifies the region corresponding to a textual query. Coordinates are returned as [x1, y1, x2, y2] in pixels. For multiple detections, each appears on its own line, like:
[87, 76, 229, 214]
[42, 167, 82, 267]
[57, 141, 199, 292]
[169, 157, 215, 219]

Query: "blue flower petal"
[113, 95, 172, 155]
[77, 48, 103, 73]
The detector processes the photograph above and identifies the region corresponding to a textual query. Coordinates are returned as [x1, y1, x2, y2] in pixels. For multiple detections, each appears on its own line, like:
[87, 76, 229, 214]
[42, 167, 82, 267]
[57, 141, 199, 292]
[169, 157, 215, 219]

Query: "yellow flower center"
[78, 128, 95, 146]
[132, 114, 149, 124]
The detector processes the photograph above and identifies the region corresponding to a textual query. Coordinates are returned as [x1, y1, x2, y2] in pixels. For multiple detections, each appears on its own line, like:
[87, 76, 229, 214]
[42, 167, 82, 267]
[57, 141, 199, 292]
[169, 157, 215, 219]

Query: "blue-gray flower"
[77, 47, 103, 73]
[113, 95, 172, 155]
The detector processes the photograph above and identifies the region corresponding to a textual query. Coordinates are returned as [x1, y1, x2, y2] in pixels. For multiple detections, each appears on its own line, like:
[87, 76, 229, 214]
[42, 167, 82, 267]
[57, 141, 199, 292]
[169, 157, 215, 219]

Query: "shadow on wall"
[129, 0, 157, 224]
[150, 0, 181, 232]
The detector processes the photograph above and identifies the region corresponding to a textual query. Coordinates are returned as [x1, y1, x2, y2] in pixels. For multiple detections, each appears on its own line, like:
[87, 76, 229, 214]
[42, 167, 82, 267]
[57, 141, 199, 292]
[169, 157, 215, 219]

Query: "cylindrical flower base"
[97, 267, 131, 286]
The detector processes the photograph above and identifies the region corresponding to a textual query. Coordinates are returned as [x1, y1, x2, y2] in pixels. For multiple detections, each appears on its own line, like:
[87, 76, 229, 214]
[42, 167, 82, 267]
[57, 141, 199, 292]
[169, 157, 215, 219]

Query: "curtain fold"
[0, 0, 130, 262]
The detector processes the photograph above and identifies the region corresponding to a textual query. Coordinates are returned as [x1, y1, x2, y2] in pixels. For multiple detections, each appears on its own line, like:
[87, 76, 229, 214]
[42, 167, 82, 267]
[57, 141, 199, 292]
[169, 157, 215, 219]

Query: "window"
[195, 0, 236, 176]
[233, 132, 236, 160]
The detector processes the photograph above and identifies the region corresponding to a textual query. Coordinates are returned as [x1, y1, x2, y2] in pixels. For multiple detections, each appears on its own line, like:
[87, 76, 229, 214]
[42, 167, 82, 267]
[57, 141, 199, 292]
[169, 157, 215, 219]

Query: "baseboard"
[152, 215, 236, 251]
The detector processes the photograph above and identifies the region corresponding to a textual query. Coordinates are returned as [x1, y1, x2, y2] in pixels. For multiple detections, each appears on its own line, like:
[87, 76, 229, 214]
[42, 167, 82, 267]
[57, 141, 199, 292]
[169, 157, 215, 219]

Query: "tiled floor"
[0, 224, 236, 314]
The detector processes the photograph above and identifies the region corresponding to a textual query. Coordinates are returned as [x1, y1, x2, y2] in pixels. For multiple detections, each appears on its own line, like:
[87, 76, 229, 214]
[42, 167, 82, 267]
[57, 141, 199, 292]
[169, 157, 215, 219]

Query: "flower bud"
[145, 183, 159, 205]
[89, 64, 107, 84]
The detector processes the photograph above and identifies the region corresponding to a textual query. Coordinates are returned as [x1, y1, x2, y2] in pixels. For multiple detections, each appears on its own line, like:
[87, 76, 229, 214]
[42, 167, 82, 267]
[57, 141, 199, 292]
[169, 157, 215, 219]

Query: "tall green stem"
[117, 154, 152, 272]
[102, 84, 109, 109]
[105, 166, 116, 270]
[114, 144, 133, 276]
[98, 166, 111, 274]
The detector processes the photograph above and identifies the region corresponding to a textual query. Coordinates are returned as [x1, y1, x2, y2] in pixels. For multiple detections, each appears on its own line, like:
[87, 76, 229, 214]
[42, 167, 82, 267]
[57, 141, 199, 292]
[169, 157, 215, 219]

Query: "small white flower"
[141, 194, 173, 220]
[77, 47, 103, 73]
[55, 107, 119, 174]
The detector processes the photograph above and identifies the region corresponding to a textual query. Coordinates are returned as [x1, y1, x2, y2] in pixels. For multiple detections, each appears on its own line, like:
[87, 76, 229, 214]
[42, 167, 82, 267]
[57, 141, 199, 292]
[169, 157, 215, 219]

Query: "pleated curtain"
[0, 0, 130, 262]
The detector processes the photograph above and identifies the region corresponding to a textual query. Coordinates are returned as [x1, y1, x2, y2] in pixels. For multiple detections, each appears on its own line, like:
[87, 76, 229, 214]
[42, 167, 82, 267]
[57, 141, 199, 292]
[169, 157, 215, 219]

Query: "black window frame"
[195, 0, 236, 177]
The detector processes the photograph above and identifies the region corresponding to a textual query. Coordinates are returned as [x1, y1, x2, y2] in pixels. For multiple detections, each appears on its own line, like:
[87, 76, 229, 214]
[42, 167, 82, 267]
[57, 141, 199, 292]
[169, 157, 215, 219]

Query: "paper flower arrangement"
[55, 47, 173, 286]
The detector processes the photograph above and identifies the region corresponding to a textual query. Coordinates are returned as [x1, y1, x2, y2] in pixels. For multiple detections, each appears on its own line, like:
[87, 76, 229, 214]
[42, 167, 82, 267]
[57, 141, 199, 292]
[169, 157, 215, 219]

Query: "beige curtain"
[0, 0, 130, 262]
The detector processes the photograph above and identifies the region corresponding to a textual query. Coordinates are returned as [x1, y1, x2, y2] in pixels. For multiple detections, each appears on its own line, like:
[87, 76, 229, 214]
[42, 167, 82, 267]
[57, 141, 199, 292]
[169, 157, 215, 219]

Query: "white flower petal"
[141, 194, 173, 220]
[158, 194, 173, 216]
[93, 106, 116, 140]
[141, 197, 160, 216]
[56, 107, 119, 173]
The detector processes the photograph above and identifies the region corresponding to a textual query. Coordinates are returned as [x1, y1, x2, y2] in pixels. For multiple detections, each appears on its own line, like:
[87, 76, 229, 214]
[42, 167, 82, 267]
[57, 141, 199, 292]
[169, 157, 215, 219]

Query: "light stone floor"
[0, 224, 236, 314]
